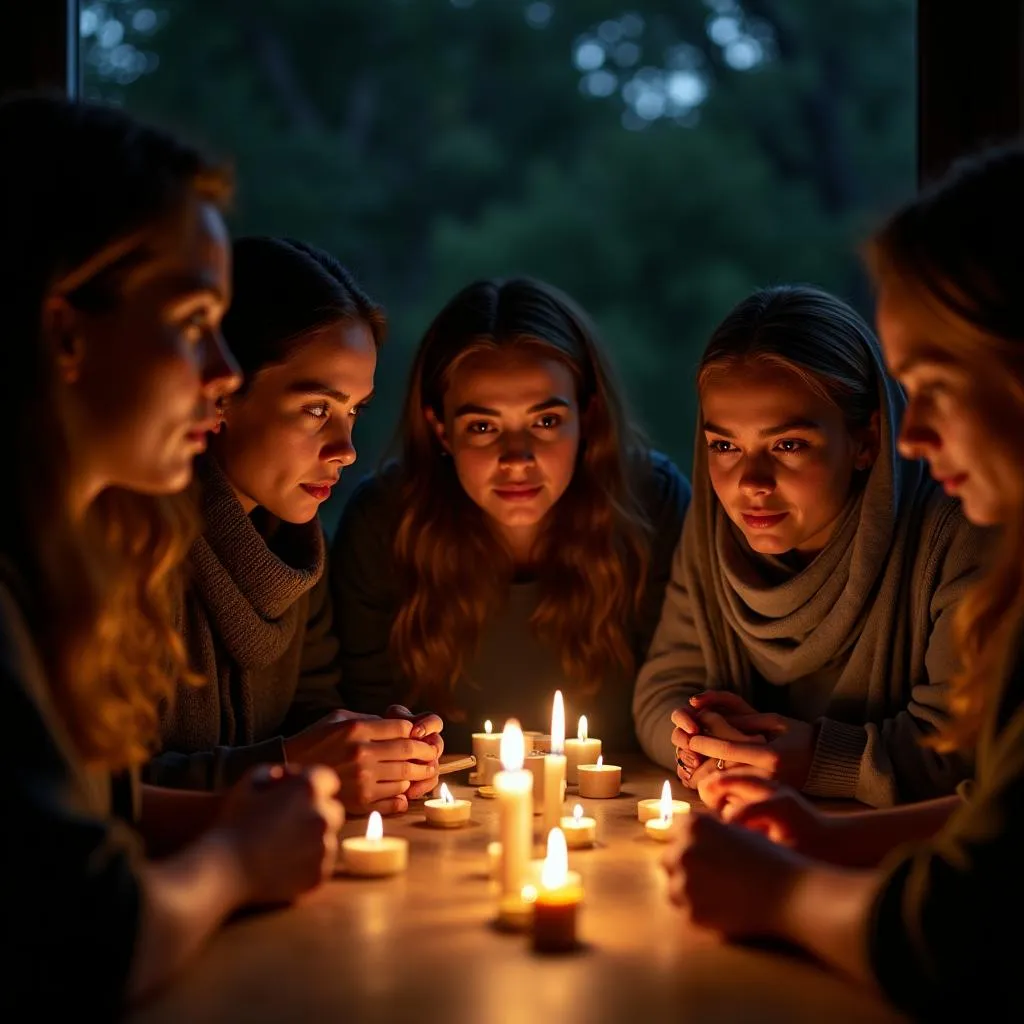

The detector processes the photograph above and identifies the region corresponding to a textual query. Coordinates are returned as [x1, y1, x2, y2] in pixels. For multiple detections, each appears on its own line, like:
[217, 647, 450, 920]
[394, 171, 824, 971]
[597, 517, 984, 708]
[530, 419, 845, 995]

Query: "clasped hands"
[284, 704, 444, 816]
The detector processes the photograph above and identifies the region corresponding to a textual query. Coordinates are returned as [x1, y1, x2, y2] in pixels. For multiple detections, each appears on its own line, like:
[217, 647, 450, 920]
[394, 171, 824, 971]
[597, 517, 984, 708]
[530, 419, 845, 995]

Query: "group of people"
[3, 91, 1020, 1017]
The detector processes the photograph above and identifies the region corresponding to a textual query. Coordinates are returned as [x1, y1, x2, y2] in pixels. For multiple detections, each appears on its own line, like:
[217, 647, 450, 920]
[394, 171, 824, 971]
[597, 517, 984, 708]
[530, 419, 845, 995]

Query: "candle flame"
[500, 718, 525, 771]
[541, 827, 569, 889]
[596, 754, 603, 768]
[577, 715, 588, 742]
[440, 782, 454, 805]
[366, 810, 384, 841]
[551, 690, 565, 754]
[484, 719, 492, 734]
[521, 884, 538, 904]
[659, 779, 673, 824]
[573, 804, 583, 823]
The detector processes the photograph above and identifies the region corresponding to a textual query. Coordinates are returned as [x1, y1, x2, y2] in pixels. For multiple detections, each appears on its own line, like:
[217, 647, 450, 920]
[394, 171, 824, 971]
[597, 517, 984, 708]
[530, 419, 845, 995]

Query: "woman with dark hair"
[148, 236, 443, 817]
[332, 277, 689, 753]
[1, 97, 341, 1012]
[634, 284, 985, 808]
[663, 142, 1024, 1019]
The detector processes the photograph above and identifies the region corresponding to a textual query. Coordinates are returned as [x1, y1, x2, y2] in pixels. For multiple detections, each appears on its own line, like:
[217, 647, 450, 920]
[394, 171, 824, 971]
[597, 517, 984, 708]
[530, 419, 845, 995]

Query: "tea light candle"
[494, 719, 533, 901]
[637, 780, 690, 823]
[642, 781, 689, 841]
[533, 828, 583, 953]
[576, 755, 622, 799]
[423, 782, 471, 828]
[341, 811, 409, 877]
[560, 804, 596, 849]
[564, 715, 601, 784]
[542, 691, 567, 836]
[471, 720, 502, 783]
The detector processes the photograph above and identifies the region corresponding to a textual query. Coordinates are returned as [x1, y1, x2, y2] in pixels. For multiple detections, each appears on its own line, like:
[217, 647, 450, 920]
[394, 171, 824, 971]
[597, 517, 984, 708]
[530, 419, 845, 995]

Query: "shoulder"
[332, 461, 404, 561]
[913, 484, 990, 578]
[634, 449, 691, 532]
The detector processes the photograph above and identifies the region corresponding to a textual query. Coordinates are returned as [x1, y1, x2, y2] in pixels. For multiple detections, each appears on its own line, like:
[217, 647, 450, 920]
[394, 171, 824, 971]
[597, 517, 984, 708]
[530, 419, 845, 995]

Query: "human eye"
[466, 420, 494, 436]
[535, 413, 562, 430]
[706, 439, 737, 454]
[180, 311, 210, 343]
[350, 398, 373, 420]
[773, 439, 808, 454]
[303, 402, 330, 423]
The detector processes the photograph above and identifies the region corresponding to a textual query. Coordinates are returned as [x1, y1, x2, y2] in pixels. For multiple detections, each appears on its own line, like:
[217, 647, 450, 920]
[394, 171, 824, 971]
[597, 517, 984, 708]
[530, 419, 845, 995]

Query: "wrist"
[196, 827, 254, 911]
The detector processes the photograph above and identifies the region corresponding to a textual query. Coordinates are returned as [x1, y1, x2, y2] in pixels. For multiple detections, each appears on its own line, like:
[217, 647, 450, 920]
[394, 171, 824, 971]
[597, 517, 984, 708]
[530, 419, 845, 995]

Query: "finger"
[304, 765, 341, 800]
[405, 777, 439, 800]
[688, 735, 776, 769]
[319, 795, 346, 833]
[410, 713, 444, 738]
[373, 757, 439, 783]
[689, 691, 757, 715]
[728, 713, 788, 734]
[703, 774, 778, 815]
[386, 704, 413, 718]
[248, 762, 289, 790]
[670, 707, 701, 733]
[690, 757, 724, 798]
[348, 718, 414, 743]
[368, 737, 440, 763]
[422, 733, 445, 758]
[369, 794, 409, 816]
[696, 710, 769, 745]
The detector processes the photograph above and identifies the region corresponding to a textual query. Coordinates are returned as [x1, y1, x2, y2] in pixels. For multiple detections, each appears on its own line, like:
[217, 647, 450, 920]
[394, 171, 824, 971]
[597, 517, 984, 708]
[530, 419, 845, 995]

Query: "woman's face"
[428, 347, 581, 554]
[58, 198, 240, 502]
[215, 320, 377, 522]
[701, 361, 878, 560]
[877, 286, 1018, 527]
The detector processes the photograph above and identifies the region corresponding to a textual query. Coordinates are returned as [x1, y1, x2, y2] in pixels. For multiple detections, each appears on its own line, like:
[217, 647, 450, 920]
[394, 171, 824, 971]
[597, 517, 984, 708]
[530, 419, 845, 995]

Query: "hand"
[661, 811, 805, 939]
[385, 704, 445, 799]
[670, 705, 703, 781]
[685, 710, 769, 796]
[672, 691, 761, 783]
[285, 713, 440, 815]
[216, 763, 343, 906]
[688, 711, 817, 791]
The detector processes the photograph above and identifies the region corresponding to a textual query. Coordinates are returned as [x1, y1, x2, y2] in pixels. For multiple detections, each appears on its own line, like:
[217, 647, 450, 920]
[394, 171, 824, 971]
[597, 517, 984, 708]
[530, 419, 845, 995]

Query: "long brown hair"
[0, 95, 232, 769]
[867, 143, 1024, 752]
[392, 278, 653, 711]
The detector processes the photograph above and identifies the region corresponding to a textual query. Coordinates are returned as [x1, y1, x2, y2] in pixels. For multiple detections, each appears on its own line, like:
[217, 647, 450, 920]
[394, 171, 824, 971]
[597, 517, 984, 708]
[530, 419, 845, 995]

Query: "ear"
[853, 409, 882, 471]
[42, 296, 86, 385]
[424, 405, 452, 455]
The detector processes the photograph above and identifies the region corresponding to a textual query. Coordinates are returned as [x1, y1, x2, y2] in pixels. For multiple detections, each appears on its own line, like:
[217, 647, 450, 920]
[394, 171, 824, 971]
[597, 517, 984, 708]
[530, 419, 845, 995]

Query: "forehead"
[700, 362, 838, 428]
[263, 320, 377, 389]
[444, 348, 576, 410]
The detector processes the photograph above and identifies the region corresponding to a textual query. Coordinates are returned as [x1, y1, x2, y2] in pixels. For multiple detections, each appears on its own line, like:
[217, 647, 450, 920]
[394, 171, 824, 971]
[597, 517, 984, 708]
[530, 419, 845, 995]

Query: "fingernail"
[689, 696, 699, 705]
[412, 725, 426, 738]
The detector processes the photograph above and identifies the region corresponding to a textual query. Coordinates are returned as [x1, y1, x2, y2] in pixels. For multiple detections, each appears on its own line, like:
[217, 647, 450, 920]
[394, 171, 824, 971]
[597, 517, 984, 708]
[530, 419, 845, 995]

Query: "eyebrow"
[287, 380, 375, 405]
[887, 345, 958, 377]
[703, 418, 824, 439]
[452, 396, 571, 418]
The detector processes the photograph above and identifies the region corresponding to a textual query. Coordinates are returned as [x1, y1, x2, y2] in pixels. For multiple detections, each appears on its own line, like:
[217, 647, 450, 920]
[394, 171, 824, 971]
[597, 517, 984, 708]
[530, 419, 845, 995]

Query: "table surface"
[131, 755, 906, 1024]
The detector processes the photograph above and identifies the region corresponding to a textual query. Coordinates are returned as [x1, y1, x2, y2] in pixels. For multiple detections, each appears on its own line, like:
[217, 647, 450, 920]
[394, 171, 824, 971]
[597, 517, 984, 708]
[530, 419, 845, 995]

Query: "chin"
[271, 498, 320, 525]
[960, 491, 1002, 528]
[740, 531, 793, 556]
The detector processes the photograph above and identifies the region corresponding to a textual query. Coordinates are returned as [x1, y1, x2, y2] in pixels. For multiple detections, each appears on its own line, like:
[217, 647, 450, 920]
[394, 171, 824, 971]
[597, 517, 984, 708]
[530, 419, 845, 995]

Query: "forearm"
[128, 831, 247, 1003]
[138, 784, 225, 858]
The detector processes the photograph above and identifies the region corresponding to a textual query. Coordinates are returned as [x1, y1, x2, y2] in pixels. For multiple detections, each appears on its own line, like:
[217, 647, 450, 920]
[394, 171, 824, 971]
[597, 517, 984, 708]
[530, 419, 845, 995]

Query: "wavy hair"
[867, 143, 1024, 752]
[390, 278, 653, 712]
[0, 94, 232, 769]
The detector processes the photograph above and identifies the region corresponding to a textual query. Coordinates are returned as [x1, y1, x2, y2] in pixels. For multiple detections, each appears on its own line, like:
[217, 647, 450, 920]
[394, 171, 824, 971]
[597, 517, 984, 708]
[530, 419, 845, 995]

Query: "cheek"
[539, 434, 579, 484]
[450, 445, 495, 496]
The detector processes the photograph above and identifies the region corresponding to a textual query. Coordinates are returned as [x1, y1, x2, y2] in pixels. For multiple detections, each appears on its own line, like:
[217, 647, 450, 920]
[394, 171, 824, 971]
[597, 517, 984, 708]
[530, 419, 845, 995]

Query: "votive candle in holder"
[423, 782, 471, 828]
[637, 780, 690, 823]
[643, 781, 689, 841]
[564, 715, 601, 784]
[471, 720, 502, 783]
[560, 804, 596, 849]
[542, 691, 567, 837]
[576, 755, 621, 799]
[341, 811, 409, 877]
[480, 752, 502, 786]
[494, 719, 533, 902]
[532, 828, 583, 953]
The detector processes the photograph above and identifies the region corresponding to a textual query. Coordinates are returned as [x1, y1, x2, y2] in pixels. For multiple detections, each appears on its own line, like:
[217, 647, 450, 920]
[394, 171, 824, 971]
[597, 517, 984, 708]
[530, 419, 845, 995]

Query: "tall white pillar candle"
[542, 691, 567, 837]
[494, 719, 533, 901]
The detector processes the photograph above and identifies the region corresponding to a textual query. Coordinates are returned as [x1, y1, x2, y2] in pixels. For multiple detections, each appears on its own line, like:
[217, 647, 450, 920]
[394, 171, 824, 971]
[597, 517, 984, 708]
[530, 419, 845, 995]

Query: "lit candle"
[564, 715, 601, 784]
[423, 782, 471, 828]
[341, 811, 409, 877]
[576, 755, 622, 799]
[524, 749, 547, 807]
[523, 730, 551, 753]
[542, 691, 567, 837]
[643, 781, 689, 841]
[532, 828, 583, 953]
[494, 719, 533, 903]
[479, 752, 502, 786]
[471, 720, 502, 783]
[637, 779, 691, 823]
[559, 803, 596, 849]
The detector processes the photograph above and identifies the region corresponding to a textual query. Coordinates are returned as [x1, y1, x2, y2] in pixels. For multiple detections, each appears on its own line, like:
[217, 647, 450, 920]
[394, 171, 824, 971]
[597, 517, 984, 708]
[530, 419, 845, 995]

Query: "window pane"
[81, 0, 915, 529]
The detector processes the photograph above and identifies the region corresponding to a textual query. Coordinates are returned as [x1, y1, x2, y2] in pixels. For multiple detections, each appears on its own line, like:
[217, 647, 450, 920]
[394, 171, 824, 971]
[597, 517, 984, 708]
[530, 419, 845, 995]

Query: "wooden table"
[131, 756, 905, 1024]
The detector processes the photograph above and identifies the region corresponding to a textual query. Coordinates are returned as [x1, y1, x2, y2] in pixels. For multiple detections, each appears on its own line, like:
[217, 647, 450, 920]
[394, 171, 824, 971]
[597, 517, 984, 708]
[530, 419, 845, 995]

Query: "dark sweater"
[330, 451, 690, 754]
[1, 564, 141, 1018]
[869, 633, 1024, 1016]
[147, 455, 343, 791]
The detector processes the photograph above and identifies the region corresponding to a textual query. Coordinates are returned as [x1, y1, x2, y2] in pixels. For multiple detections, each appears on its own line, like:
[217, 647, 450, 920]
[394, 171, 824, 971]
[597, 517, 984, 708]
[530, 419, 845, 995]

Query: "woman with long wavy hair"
[331, 277, 689, 753]
[661, 143, 1024, 1018]
[1, 95, 341, 1014]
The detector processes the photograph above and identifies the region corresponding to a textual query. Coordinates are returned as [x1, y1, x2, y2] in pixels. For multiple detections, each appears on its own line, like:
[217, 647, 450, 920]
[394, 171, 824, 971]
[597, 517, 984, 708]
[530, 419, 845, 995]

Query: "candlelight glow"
[541, 827, 569, 889]
[596, 754, 603, 767]
[521, 884, 538, 903]
[573, 804, 584, 824]
[485, 719, 492, 734]
[659, 780, 673, 824]
[551, 690, 565, 754]
[366, 810, 384, 841]
[439, 783, 454, 805]
[577, 715, 588, 742]
[500, 718, 525, 771]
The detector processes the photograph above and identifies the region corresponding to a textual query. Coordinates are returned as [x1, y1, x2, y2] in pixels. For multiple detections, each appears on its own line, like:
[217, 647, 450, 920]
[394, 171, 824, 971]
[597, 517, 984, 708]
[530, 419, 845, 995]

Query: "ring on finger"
[716, 759, 725, 770]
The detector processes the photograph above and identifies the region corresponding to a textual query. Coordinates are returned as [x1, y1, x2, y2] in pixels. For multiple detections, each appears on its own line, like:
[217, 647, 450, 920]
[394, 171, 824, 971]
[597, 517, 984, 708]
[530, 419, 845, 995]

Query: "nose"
[498, 429, 535, 468]
[201, 328, 242, 401]
[738, 452, 776, 498]
[897, 398, 941, 460]
[323, 417, 357, 468]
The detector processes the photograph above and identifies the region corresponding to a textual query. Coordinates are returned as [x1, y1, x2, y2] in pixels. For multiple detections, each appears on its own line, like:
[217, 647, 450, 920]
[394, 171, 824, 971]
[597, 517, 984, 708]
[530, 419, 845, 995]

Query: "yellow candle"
[341, 811, 409, 876]
[542, 690, 567, 837]
[576, 755, 622, 799]
[559, 803, 596, 849]
[637, 779, 690, 823]
[423, 782, 471, 828]
[564, 715, 601, 784]
[643, 781, 689, 840]
[532, 828, 583, 953]
[471, 720, 502, 783]
[494, 719, 533, 902]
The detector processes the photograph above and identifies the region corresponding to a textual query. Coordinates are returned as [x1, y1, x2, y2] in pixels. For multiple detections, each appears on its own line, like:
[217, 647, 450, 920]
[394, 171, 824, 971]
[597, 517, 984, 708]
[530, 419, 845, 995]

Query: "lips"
[740, 510, 789, 529]
[184, 420, 218, 449]
[934, 472, 968, 495]
[300, 481, 337, 501]
[494, 485, 543, 501]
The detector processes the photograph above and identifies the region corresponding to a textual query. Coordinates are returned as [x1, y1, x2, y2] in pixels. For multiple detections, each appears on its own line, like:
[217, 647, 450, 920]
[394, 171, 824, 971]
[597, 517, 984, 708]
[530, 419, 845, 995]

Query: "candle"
[637, 780, 691, 823]
[560, 804, 596, 849]
[497, 884, 537, 930]
[542, 691, 567, 836]
[576, 755, 622, 799]
[643, 781, 689, 841]
[494, 719, 533, 902]
[423, 782, 471, 828]
[524, 750, 546, 807]
[341, 811, 409, 877]
[564, 715, 601, 784]
[532, 828, 583, 953]
[479, 752, 502, 786]
[471, 720, 502, 783]
[523, 731, 551, 753]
